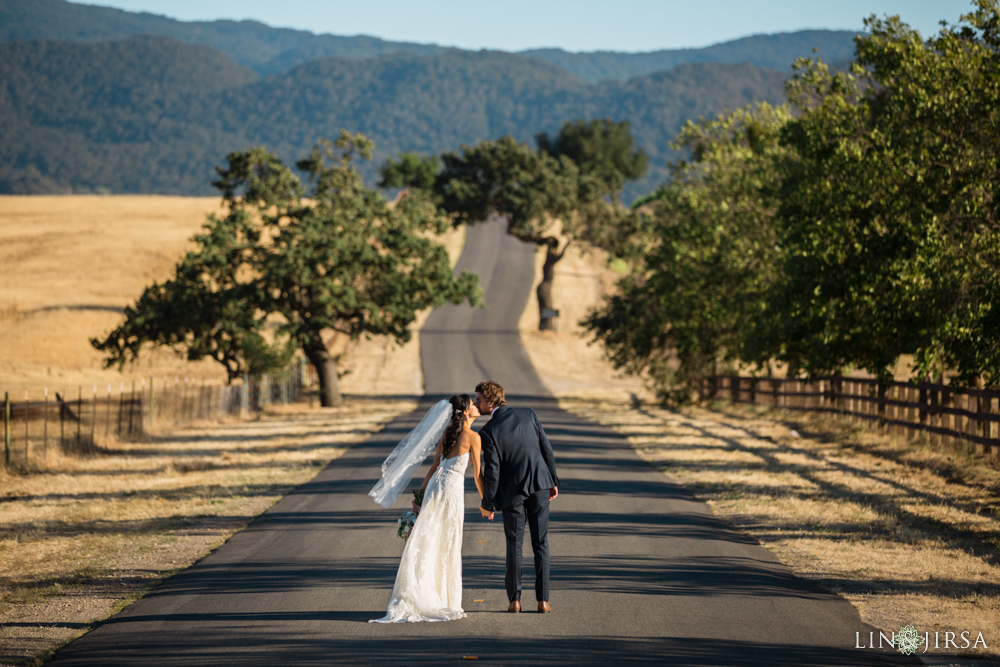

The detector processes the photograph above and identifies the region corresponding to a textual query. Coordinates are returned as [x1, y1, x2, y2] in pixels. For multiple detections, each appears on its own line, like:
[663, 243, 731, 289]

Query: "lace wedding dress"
[370, 451, 469, 623]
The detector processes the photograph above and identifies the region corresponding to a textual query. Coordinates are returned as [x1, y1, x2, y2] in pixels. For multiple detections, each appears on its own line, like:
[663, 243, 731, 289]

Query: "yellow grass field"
[0, 195, 228, 391]
[0, 195, 462, 397]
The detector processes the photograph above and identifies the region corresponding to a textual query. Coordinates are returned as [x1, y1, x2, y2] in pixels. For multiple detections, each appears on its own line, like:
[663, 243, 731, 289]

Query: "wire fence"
[2, 362, 310, 469]
[703, 375, 1000, 459]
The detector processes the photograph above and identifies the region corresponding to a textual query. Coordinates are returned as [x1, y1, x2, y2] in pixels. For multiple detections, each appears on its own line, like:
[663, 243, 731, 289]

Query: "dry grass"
[0, 194, 465, 396]
[561, 396, 1000, 661]
[0, 195, 229, 390]
[518, 243, 651, 402]
[0, 195, 464, 665]
[517, 241, 1000, 661]
[0, 397, 415, 665]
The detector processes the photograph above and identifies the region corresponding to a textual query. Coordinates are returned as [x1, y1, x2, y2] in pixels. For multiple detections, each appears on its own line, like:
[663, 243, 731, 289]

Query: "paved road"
[421, 215, 548, 397]
[49, 219, 917, 665]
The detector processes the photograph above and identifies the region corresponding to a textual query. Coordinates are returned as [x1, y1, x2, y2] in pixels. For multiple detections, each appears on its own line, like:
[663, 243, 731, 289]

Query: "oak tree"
[93, 132, 482, 406]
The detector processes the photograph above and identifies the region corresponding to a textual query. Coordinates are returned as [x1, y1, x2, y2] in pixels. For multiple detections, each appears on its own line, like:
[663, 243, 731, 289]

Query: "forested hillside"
[0, 0, 446, 76]
[0, 0, 857, 79]
[0, 36, 788, 197]
[522, 30, 858, 82]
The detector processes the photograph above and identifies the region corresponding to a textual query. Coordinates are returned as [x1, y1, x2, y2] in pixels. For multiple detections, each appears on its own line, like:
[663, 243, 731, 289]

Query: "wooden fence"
[701, 375, 999, 458]
[3, 364, 308, 468]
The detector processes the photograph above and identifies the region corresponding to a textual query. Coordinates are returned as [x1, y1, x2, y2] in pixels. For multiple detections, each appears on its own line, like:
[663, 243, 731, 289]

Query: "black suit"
[480, 406, 559, 603]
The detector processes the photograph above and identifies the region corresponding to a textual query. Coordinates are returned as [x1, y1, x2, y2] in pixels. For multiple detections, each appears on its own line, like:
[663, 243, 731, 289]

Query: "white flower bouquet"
[396, 489, 425, 540]
[397, 511, 418, 540]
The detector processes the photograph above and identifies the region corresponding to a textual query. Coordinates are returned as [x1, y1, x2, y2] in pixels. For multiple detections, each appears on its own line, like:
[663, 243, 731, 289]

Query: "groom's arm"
[533, 411, 560, 487]
[480, 428, 500, 513]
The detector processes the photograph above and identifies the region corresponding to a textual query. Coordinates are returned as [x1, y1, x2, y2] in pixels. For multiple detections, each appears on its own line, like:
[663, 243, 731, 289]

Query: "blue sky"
[75, 1, 976, 52]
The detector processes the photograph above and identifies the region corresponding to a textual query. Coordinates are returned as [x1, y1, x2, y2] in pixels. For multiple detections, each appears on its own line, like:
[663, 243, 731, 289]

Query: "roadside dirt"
[0, 398, 415, 666]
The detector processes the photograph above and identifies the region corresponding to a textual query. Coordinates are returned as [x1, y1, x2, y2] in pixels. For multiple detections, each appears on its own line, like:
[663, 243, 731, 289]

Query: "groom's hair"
[475, 380, 506, 407]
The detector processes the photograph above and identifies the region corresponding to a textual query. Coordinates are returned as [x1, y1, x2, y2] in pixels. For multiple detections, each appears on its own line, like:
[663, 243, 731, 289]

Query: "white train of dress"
[370, 451, 469, 623]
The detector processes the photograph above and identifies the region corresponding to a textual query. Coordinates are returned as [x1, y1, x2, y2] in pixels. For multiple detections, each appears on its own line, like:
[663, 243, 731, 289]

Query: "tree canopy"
[93, 131, 482, 406]
[761, 1, 1000, 386]
[586, 0, 1000, 400]
[389, 119, 649, 329]
[584, 103, 790, 400]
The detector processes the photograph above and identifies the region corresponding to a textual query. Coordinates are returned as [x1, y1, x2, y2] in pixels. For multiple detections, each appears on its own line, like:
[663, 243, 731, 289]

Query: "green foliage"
[762, 1, 1000, 386]
[436, 136, 579, 243]
[93, 132, 482, 404]
[92, 206, 273, 381]
[432, 122, 649, 329]
[584, 103, 791, 401]
[537, 119, 649, 200]
[588, 1, 1000, 396]
[436, 120, 648, 252]
[378, 152, 441, 191]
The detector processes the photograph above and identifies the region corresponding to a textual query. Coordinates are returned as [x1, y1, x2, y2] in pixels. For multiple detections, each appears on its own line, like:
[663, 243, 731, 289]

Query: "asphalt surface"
[48, 218, 918, 665]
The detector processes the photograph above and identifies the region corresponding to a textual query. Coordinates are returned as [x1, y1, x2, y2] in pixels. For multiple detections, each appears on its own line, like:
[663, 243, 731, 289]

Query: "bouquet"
[396, 511, 417, 540]
[396, 489, 425, 540]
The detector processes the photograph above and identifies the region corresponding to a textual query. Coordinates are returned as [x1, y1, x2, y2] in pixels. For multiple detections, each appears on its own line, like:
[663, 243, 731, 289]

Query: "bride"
[369, 394, 484, 623]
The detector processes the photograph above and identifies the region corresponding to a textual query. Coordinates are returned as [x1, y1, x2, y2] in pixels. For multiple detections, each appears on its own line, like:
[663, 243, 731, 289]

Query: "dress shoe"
[537, 601, 552, 613]
[507, 600, 521, 613]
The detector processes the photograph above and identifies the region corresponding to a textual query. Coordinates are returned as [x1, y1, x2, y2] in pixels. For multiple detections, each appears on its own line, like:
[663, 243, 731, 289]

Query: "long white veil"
[369, 399, 451, 508]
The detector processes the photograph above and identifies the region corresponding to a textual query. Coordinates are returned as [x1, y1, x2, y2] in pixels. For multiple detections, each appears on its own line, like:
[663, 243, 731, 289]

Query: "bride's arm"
[419, 434, 445, 493]
[470, 434, 485, 499]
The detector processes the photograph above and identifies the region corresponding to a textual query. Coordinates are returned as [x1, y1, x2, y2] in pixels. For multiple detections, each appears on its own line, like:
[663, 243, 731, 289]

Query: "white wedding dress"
[370, 451, 469, 623]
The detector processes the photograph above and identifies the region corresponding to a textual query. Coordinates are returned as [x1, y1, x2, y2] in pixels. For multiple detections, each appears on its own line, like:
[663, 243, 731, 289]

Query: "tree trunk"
[304, 342, 342, 407]
[536, 242, 565, 331]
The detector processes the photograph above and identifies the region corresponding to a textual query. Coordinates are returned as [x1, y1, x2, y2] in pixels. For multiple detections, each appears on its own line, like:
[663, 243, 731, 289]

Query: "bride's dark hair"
[441, 394, 471, 458]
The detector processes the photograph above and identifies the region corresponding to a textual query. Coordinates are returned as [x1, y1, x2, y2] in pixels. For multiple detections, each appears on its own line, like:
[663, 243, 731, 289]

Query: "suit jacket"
[479, 406, 559, 512]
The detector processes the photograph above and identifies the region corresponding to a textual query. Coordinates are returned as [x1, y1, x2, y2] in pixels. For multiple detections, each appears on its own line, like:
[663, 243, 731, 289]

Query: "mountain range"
[0, 0, 860, 199]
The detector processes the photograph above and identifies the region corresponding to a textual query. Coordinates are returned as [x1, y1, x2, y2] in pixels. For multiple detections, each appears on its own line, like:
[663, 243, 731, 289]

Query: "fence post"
[117, 382, 125, 440]
[105, 385, 112, 440]
[976, 390, 985, 448]
[4, 392, 10, 466]
[60, 390, 65, 451]
[43, 388, 49, 459]
[149, 377, 155, 431]
[91, 386, 97, 446]
[23, 391, 29, 462]
[76, 386, 82, 450]
[967, 393, 976, 445]
[241, 375, 249, 419]
[943, 388, 954, 448]
[128, 381, 136, 438]
[918, 382, 928, 430]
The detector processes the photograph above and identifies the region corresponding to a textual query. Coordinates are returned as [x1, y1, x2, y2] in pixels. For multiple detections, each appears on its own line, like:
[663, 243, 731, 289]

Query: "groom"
[475, 380, 559, 613]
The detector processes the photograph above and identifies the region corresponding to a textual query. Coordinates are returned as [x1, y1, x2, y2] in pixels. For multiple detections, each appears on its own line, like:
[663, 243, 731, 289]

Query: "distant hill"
[520, 30, 860, 83]
[0, 0, 447, 76]
[0, 1, 837, 198]
[0, 37, 788, 198]
[0, 0, 858, 79]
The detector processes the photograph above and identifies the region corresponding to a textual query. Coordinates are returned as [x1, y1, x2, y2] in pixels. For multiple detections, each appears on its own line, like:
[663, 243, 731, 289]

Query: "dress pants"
[501, 488, 550, 603]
